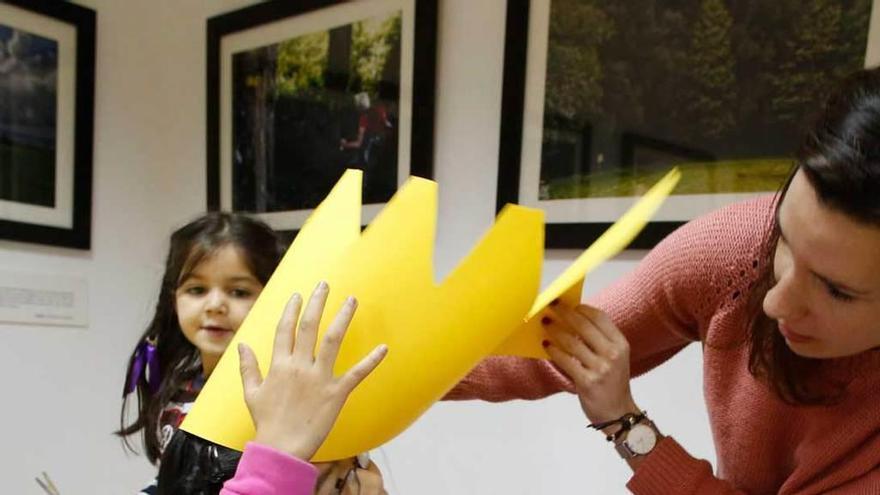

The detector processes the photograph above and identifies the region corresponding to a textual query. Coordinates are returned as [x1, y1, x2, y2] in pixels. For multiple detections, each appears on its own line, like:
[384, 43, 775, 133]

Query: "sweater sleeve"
[627, 437, 747, 494]
[447, 196, 771, 399]
[220, 443, 318, 495]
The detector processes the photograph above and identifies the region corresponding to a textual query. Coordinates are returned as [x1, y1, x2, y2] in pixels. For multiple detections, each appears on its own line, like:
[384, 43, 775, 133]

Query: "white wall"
[4, 0, 878, 493]
[0, 1, 258, 493]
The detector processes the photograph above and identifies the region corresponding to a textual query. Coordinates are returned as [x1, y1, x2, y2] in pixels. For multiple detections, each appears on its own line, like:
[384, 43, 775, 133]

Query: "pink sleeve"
[447, 197, 771, 399]
[220, 443, 318, 495]
[627, 437, 748, 494]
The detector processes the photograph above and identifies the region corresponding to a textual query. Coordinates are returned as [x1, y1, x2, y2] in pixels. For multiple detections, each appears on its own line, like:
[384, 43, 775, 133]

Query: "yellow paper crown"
[181, 168, 680, 461]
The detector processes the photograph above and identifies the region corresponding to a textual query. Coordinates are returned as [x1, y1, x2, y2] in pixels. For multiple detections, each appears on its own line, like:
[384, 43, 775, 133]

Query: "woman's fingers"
[545, 343, 594, 385]
[316, 296, 358, 371]
[546, 304, 613, 356]
[293, 281, 330, 362]
[543, 304, 638, 426]
[576, 304, 628, 346]
[542, 310, 624, 387]
[546, 325, 603, 371]
[339, 344, 388, 394]
[271, 293, 302, 366]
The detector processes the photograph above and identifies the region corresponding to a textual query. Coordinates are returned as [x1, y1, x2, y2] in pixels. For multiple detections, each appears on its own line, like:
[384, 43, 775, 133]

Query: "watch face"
[625, 424, 657, 455]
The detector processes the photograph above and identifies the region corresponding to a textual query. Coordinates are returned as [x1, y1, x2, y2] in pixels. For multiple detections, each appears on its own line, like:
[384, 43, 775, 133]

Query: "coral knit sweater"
[447, 196, 880, 494]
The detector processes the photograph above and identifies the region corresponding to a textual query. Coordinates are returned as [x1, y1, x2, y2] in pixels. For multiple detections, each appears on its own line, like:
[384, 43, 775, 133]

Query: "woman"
[449, 68, 880, 493]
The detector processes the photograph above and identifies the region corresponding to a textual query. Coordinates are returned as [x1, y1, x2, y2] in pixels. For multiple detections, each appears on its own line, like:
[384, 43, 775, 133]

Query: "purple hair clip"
[124, 337, 160, 396]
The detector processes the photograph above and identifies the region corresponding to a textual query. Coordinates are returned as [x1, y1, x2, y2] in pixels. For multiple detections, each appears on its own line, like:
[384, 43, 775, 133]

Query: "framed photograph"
[498, 0, 877, 248]
[0, 0, 95, 249]
[207, 0, 437, 233]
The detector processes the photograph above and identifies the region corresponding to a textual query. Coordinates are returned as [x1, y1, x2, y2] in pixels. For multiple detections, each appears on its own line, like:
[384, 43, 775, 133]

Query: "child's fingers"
[339, 344, 388, 394]
[238, 343, 263, 395]
[356, 462, 386, 494]
[293, 281, 329, 362]
[272, 293, 303, 366]
[316, 296, 358, 371]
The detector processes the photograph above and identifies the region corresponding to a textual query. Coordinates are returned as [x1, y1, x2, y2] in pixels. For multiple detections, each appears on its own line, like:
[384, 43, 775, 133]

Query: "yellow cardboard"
[493, 168, 682, 358]
[181, 169, 545, 460]
[181, 167, 680, 460]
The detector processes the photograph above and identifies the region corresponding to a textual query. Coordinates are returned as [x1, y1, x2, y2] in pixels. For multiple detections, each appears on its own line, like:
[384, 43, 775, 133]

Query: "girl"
[158, 284, 389, 495]
[117, 212, 283, 465]
[116, 213, 382, 493]
[450, 67, 880, 493]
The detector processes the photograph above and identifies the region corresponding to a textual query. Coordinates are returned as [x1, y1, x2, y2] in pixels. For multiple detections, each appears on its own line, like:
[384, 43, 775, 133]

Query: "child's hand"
[315, 459, 387, 494]
[237, 281, 388, 460]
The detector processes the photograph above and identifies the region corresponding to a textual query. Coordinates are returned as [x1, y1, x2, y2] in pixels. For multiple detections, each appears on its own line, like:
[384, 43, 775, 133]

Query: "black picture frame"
[0, 0, 95, 250]
[497, 0, 677, 249]
[206, 0, 436, 237]
[497, 0, 873, 249]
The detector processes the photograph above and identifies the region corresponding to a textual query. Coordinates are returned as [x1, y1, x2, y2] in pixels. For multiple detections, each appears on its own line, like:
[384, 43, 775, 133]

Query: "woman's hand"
[238, 281, 388, 460]
[543, 303, 640, 426]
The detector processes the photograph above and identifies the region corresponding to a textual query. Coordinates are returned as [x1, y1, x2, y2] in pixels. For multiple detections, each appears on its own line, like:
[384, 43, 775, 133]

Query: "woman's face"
[763, 169, 880, 358]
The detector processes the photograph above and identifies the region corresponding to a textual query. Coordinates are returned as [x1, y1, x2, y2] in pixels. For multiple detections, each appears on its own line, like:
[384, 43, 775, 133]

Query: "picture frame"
[0, 0, 95, 249]
[206, 0, 437, 235]
[497, 0, 876, 249]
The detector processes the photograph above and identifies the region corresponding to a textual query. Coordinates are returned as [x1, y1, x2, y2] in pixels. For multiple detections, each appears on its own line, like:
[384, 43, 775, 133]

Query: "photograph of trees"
[0, 24, 58, 208]
[231, 10, 402, 212]
[539, 0, 872, 200]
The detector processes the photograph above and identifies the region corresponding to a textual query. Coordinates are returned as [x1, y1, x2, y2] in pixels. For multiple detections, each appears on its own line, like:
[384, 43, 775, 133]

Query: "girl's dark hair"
[156, 430, 241, 495]
[115, 212, 284, 464]
[746, 67, 880, 405]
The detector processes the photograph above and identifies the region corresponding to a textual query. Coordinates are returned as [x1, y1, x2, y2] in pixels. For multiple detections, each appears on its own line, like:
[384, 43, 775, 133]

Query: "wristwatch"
[614, 415, 660, 459]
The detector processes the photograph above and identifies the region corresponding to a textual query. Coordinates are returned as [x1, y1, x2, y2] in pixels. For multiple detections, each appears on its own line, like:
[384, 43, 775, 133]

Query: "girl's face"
[763, 170, 880, 358]
[175, 244, 264, 376]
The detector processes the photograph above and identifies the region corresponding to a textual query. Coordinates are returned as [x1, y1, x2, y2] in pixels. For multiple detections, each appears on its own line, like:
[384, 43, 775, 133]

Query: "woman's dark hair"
[156, 430, 241, 495]
[746, 67, 880, 405]
[115, 212, 284, 464]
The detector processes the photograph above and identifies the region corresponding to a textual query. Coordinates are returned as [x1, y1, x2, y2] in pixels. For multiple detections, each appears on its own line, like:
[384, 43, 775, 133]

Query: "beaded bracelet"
[587, 411, 647, 442]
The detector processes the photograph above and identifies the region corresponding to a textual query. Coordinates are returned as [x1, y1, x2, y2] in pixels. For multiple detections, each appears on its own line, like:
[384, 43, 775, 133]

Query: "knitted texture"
[448, 196, 880, 494]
